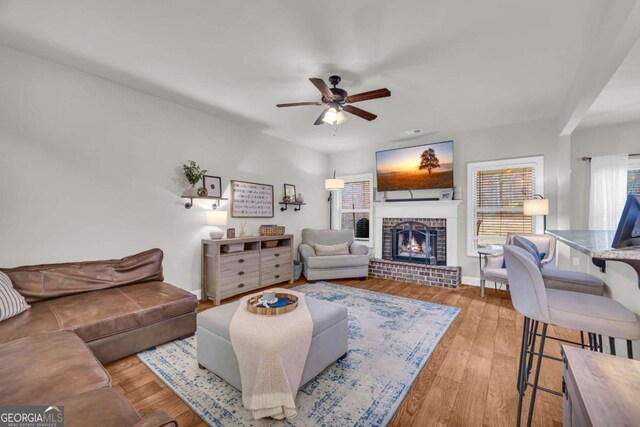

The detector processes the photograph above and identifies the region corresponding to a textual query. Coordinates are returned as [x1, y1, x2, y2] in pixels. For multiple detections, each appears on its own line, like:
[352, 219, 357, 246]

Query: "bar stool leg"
[598, 334, 603, 352]
[580, 331, 585, 349]
[526, 321, 539, 378]
[609, 337, 616, 356]
[516, 317, 530, 426]
[628, 340, 634, 359]
[526, 323, 548, 427]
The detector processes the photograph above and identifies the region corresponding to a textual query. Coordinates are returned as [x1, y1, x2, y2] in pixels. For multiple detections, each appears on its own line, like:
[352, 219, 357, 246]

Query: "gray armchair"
[299, 229, 370, 282]
[480, 233, 604, 298]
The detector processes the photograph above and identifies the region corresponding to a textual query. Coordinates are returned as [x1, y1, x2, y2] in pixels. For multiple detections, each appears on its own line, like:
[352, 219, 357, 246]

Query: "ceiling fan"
[276, 75, 391, 125]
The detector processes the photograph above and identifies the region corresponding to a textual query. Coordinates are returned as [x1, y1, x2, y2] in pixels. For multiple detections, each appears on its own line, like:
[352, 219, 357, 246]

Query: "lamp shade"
[523, 198, 549, 216]
[206, 210, 227, 226]
[325, 178, 345, 191]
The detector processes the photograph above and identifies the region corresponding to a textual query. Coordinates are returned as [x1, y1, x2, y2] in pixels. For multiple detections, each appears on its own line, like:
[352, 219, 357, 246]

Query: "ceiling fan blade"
[309, 78, 334, 99]
[314, 108, 330, 125]
[276, 102, 323, 107]
[343, 105, 377, 121]
[345, 88, 391, 103]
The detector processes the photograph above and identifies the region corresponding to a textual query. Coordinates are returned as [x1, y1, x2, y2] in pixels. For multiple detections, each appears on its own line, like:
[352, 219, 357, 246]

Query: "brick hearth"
[368, 258, 461, 288]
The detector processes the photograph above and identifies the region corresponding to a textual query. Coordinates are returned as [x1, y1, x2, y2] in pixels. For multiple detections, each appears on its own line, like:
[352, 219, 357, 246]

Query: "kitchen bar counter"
[547, 229, 640, 289]
[546, 230, 640, 261]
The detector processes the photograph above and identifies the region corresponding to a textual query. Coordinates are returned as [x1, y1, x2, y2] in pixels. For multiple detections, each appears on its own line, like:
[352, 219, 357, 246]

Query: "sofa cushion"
[301, 228, 354, 246]
[314, 242, 350, 256]
[55, 388, 142, 427]
[0, 271, 30, 321]
[305, 254, 370, 269]
[0, 331, 111, 406]
[1, 248, 164, 303]
[198, 295, 348, 341]
[0, 281, 198, 344]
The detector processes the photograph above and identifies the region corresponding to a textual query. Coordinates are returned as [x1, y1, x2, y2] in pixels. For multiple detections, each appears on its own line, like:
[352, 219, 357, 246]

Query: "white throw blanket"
[229, 288, 313, 420]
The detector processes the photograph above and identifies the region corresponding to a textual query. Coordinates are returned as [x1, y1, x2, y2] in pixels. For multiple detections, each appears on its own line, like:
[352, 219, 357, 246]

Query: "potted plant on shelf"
[182, 160, 208, 197]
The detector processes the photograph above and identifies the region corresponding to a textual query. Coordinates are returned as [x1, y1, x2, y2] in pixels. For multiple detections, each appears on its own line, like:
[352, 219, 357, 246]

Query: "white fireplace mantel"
[373, 200, 462, 266]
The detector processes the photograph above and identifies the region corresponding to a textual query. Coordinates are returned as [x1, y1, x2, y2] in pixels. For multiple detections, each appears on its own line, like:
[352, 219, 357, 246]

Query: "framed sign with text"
[231, 180, 274, 218]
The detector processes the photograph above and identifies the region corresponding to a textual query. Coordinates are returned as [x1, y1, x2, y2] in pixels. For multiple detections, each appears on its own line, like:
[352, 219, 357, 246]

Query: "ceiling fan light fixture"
[322, 107, 338, 124]
[335, 110, 348, 125]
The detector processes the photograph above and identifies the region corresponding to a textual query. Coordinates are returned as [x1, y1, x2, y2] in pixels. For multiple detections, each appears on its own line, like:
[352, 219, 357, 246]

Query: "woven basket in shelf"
[259, 226, 285, 236]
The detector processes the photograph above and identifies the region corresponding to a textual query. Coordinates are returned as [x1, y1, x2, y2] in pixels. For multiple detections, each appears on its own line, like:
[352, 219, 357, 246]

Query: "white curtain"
[589, 154, 628, 230]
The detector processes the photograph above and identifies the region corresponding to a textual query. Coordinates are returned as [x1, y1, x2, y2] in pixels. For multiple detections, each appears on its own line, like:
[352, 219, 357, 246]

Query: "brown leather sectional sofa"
[0, 248, 198, 426]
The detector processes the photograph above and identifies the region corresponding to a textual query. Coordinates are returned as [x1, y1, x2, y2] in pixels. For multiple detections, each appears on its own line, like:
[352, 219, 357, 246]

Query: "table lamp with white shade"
[206, 210, 227, 239]
[523, 194, 549, 231]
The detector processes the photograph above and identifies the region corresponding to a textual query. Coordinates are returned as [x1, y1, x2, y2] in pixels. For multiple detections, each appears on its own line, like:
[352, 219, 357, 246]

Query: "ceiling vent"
[398, 129, 423, 137]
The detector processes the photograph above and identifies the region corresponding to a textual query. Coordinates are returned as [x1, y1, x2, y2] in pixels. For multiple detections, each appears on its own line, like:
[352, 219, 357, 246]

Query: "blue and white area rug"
[137, 281, 459, 426]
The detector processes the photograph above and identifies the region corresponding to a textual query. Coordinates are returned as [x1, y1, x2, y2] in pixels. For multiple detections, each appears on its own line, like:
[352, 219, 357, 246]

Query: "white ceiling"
[0, 0, 612, 152]
[577, 39, 640, 130]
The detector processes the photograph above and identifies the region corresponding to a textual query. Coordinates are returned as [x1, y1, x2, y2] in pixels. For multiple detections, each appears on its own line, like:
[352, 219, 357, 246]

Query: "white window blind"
[337, 175, 373, 241]
[474, 167, 534, 246]
[467, 156, 543, 255]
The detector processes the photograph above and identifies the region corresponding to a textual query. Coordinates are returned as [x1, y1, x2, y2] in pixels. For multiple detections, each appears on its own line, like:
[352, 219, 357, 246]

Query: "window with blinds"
[475, 167, 534, 246]
[467, 156, 543, 254]
[338, 177, 372, 240]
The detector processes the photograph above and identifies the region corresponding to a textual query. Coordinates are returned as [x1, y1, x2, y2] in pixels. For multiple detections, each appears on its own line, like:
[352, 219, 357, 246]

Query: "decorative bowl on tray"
[247, 292, 298, 316]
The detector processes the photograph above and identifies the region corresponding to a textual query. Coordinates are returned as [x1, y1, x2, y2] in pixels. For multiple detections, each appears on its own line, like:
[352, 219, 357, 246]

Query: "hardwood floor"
[106, 278, 574, 426]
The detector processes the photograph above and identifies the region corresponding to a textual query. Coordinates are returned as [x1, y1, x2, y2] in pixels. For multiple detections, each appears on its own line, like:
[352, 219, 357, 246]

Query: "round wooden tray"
[247, 292, 298, 316]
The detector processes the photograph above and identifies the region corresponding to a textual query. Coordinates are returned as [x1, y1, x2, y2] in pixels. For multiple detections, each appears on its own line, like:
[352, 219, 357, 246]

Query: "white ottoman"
[196, 296, 349, 391]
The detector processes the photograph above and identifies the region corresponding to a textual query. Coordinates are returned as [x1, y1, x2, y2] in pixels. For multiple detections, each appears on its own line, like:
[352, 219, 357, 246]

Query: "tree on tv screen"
[419, 148, 440, 174]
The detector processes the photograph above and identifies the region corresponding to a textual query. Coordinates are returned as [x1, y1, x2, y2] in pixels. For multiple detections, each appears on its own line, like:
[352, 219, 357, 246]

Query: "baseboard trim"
[461, 276, 481, 287]
[190, 289, 202, 300]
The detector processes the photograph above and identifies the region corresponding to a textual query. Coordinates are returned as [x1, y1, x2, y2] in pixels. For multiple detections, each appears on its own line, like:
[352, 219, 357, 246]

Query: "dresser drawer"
[220, 276, 261, 300]
[260, 266, 292, 286]
[261, 247, 292, 264]
[220, 252, 259, 273]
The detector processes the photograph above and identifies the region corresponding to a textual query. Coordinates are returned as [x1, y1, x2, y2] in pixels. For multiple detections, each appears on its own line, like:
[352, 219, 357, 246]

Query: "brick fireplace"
[371, 200, 462, 288]
[382, 218, 447, 265]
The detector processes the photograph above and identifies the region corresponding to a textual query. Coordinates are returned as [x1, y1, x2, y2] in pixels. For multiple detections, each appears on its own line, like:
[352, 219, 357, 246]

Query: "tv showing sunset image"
[376, 141, 454, 191]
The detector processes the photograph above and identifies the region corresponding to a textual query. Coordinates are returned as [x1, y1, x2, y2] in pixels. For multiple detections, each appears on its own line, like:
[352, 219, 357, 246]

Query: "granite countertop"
[546, 230, 640, 261]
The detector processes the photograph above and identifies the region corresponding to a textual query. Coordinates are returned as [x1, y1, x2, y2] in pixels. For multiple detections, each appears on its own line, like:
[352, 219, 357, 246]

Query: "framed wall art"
[203, 175, 222, 198]
[231, 180, 274, 218]
[283, 183, 296, 202]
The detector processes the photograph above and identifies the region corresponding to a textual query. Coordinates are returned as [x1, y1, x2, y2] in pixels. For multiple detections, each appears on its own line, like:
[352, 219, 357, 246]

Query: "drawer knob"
[274, 253, 280, 257]
[238, 271, 245, 276]
[238, 283, 245, 288]
[275, 264, 280, 268]
[275, 274, 280, 279]
[238, 259, 245, 263]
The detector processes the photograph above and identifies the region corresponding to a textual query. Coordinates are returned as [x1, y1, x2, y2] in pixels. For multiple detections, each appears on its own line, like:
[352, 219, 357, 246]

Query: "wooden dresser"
[201, 235, 294, 305]
[562, 345, 640, 426]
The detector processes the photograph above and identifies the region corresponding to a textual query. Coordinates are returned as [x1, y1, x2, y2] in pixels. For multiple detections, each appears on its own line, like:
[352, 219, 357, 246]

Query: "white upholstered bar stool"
[504, 245, 640, 427]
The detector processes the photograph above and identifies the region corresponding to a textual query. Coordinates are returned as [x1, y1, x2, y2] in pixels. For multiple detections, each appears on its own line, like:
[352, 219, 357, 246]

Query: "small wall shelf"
[279, 202, 306, 212]
[182, 196, 228, 209]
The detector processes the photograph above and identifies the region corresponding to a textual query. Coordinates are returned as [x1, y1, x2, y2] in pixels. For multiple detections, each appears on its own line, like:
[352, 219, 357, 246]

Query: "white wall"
[570, 121, 640, 229]
[330, 118, 562, 283]
[0, 45, 329, 292]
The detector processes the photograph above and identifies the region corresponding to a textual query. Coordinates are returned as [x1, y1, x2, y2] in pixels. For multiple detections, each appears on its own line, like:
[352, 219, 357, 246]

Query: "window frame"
[466, 156, 544, 257]
[334, 173, 373, 244]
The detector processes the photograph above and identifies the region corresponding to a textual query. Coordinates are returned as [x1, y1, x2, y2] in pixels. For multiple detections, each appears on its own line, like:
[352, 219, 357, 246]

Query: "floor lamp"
[524, 194, 549, 231]
[325, 171, 344, 229]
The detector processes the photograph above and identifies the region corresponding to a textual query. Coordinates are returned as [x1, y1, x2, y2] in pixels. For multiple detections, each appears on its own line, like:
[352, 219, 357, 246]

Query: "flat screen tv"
[376, 140, 454, 191]
[612, 194, 640, 249]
